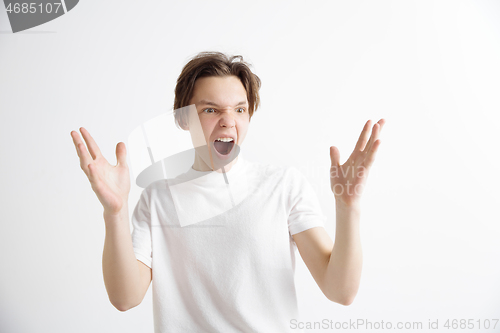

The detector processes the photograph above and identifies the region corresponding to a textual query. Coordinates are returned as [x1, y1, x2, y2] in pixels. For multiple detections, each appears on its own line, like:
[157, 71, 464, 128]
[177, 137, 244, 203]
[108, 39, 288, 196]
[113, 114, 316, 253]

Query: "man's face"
[188, 75, 250, 171]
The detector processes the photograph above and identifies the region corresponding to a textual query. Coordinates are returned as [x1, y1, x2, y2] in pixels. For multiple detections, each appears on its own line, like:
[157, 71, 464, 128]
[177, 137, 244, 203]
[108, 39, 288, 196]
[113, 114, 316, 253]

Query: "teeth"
[215, 138, 234, 142]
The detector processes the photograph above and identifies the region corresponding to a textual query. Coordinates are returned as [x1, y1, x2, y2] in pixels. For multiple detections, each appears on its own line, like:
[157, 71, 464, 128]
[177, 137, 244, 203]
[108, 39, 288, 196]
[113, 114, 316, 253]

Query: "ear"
[178, 115, 189, 131]
[180, 121, 189, 131]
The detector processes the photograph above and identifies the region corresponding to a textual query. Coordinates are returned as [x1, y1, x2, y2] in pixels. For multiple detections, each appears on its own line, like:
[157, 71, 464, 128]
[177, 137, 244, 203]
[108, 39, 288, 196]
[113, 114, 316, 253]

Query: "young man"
[70, 51, 385, 332]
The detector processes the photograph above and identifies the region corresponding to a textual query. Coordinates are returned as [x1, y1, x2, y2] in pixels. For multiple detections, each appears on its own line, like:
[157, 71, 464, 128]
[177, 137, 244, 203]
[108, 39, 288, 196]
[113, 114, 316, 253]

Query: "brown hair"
[173, 51, 261, 130]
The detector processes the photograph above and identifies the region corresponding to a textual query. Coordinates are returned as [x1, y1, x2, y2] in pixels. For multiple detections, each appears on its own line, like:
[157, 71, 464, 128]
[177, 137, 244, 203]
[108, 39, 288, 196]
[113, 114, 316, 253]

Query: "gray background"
[1, 0, 499, 332]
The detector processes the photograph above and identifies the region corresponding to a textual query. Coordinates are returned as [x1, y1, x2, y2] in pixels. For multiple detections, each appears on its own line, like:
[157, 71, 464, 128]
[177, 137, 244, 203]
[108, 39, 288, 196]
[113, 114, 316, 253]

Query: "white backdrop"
[1, 1, 499, 332]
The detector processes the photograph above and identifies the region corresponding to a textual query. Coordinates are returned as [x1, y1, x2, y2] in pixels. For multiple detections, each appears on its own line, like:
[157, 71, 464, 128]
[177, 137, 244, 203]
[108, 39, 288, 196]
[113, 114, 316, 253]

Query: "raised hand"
[329, 119, 386, 207]
[70, 127, 131, 216]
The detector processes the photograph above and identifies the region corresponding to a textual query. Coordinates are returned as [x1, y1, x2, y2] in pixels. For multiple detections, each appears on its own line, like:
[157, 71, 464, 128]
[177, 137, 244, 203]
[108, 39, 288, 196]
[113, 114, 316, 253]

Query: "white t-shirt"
[131, 153, 327, 332]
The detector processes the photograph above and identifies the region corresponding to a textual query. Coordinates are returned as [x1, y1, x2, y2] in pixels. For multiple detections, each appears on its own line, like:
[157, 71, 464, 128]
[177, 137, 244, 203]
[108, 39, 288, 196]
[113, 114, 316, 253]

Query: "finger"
[80, 127, 102, 160]
[88, 163, 102, 191]
[71, 130, 92, 173]
[378, 118, 386, 129]
[364, 138, 382, 168]
[116, 142, 127, 167]
[363, 120, 383, 154]
[366, 118, 385, 152]
[330, 146, 340, 167]
[375, 118, 386, 135]
[354, 120, 372, 152]
[88, 161, 97, 183]
[70, 130, 81, 157]
[78, 143, 94, 176]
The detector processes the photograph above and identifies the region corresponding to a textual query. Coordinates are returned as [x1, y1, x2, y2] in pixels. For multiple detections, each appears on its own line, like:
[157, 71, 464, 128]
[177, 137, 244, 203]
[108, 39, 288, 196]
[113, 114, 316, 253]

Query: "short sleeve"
[285, 166, 327, 236]
[131, 188, 153, 269]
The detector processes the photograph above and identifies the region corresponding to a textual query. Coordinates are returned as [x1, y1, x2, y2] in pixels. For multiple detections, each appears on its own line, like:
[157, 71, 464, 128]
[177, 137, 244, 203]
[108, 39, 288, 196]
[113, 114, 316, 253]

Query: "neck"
[192, 153, 239, 173]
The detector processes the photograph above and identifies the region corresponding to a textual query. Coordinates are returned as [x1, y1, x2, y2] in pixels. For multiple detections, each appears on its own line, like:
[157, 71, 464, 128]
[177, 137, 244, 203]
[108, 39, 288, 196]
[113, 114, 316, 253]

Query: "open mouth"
[213, 139, 235, 155]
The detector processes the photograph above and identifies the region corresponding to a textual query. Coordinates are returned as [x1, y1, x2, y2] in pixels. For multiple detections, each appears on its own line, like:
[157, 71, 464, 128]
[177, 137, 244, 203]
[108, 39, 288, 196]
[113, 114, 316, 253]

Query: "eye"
[203, 108, 216, 113]
[236, 107, 246, 113]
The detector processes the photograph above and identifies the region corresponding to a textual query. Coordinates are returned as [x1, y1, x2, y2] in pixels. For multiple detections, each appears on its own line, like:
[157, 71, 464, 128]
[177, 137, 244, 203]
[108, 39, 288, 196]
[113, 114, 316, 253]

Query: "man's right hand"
[70, 127, 131, 216]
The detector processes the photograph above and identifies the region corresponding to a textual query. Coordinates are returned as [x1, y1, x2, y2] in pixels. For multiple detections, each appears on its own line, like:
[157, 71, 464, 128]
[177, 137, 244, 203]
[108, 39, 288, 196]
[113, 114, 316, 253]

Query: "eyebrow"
[198, 100, 248, 107]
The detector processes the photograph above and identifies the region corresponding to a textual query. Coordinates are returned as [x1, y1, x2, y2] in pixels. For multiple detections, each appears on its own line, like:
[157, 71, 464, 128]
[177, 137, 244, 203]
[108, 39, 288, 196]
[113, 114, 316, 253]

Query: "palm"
[330, 119, 385, 206]
[71, 127, 131, 215]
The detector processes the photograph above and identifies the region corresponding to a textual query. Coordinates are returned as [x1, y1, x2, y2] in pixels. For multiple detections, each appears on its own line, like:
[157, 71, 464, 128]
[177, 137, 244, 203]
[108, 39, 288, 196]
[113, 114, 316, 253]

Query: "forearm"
[102, 207, 141, 311]
[324, 200, 363, 305]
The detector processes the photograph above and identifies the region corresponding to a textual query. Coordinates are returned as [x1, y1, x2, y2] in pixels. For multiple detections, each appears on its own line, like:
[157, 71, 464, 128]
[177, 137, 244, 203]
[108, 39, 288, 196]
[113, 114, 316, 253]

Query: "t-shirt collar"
[182, 152, 247, 185]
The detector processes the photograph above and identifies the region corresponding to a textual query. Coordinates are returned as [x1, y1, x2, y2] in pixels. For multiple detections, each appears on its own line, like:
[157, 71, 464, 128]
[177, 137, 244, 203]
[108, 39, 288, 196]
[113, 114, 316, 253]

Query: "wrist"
[335, 198, 361, 211]
[103, 205, 129, 223]
[335, 199, 361, 231]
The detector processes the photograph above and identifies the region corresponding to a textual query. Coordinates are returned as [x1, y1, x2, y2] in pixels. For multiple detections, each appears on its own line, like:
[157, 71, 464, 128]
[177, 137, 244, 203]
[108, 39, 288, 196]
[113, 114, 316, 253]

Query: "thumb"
[116, 142, 127, 166]
[330, 146, 340, 167]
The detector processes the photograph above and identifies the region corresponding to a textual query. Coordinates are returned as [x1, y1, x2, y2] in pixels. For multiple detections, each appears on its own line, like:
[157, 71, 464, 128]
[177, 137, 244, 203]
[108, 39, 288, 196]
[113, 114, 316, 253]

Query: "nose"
[219, 110, 236, 128]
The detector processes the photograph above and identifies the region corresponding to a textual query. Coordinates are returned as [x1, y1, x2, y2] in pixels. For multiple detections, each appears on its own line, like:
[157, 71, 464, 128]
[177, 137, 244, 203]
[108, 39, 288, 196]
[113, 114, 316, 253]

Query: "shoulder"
[145, 179, 169, 190]
[141, 179, 171, 199]
[283, 165, 307, 183]
[281, 165, 315, 196]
